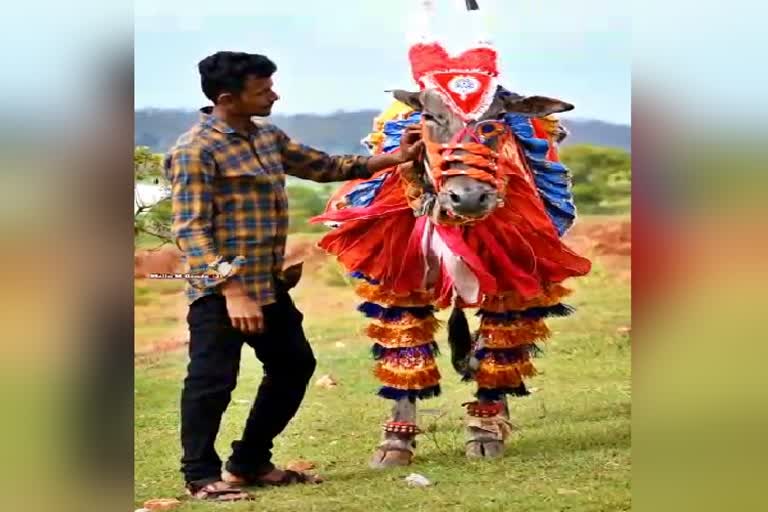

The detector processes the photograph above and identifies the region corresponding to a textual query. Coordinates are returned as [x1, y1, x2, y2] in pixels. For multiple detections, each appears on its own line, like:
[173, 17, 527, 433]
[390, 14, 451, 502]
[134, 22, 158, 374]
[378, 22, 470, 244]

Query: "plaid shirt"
[164, 107, 371, 305]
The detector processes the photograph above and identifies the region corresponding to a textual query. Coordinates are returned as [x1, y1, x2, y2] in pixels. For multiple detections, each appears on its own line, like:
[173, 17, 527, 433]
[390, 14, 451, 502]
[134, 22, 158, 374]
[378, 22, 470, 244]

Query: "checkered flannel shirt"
[164, 107, 371, 305]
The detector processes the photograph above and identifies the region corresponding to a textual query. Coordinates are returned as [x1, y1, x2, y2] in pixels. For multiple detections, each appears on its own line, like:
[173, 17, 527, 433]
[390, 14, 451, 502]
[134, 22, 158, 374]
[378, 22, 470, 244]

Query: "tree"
[134, 146, 172, 248]
[286, 184, 334, 233]
[134, 145, 164, 182]
[560, 144, 631, 214]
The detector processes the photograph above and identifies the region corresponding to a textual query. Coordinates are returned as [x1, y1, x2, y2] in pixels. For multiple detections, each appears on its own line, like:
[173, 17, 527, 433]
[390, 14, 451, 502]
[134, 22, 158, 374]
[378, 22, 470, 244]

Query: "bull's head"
[392, 87, 573, 223]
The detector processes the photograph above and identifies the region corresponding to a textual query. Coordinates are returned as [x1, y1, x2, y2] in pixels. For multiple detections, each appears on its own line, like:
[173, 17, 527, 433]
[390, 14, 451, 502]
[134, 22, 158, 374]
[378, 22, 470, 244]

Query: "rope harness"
[405, 119, 512, 225]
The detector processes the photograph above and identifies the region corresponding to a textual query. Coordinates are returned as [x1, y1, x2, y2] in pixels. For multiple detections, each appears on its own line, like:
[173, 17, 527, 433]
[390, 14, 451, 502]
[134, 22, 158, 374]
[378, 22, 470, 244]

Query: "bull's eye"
[476, 122, 507, 140]
[449, 192, 461, 203]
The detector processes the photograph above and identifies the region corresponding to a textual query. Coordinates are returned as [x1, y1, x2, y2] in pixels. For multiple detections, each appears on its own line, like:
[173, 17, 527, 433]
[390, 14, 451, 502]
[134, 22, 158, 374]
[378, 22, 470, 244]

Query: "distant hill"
[135, 108, 630, 155]
[558, 118, 632, 152]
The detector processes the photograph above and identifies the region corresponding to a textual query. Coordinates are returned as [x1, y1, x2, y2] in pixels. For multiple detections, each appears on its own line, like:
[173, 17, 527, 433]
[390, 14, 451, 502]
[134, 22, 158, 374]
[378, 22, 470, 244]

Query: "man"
[164, 51, 423, 502]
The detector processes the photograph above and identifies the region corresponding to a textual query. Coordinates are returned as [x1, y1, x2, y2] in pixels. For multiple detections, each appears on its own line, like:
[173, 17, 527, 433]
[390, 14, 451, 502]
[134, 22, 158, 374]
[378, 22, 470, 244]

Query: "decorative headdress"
[407, 0, 500, 121]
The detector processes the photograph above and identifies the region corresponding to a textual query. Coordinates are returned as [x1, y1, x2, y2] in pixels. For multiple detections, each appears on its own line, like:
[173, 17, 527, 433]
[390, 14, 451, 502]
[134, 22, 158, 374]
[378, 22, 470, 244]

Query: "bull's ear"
[392, 89, 423, 111]
[502, 95, 574, 117]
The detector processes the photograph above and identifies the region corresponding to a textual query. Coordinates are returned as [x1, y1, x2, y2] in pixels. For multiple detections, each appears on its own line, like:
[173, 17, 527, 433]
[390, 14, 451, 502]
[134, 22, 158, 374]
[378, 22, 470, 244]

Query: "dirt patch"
[566, 219, 631, 257]
[564, 218, 631, 279]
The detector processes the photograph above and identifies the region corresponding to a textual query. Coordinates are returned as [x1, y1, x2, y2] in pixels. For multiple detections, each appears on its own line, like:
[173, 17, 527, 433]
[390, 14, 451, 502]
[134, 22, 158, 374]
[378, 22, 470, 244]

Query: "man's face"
[231, 75, 279, 117]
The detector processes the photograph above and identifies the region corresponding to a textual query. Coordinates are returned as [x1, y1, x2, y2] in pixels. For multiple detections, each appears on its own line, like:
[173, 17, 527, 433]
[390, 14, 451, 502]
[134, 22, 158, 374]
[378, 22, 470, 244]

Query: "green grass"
[135, 280, 186, 350]
[135, 259, 630, 511]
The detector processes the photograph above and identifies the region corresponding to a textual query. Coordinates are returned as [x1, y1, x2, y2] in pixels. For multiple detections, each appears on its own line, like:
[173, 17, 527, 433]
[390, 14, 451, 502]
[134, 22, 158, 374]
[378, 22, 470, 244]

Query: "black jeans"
[180, 286, 316, 485]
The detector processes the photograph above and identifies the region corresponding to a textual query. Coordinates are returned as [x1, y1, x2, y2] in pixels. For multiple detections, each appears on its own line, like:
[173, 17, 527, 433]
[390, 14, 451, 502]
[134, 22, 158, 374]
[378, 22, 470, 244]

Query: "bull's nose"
[450, 187, 496, 214]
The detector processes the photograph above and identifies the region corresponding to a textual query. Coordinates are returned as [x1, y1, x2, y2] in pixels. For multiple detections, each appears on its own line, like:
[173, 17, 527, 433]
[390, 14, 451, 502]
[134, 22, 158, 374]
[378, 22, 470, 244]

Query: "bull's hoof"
[369, 447, 413, 469]
[465, 439, 505, 459]
[464, 415, 515, 460]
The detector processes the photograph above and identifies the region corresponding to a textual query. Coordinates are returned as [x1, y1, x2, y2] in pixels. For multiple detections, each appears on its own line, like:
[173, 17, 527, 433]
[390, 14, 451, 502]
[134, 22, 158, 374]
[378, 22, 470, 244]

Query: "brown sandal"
[185, 481, 254, 502]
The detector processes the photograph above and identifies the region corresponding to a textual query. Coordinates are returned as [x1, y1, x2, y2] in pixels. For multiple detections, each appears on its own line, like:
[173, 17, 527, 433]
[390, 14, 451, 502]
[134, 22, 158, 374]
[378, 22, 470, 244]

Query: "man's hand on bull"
[398, 125, 425, 163]
[364, 125, 424, 175]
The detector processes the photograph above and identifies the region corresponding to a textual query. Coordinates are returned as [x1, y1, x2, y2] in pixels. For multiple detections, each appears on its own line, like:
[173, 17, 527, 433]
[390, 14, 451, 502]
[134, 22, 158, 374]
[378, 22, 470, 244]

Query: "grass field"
[134, 224, 631, 511]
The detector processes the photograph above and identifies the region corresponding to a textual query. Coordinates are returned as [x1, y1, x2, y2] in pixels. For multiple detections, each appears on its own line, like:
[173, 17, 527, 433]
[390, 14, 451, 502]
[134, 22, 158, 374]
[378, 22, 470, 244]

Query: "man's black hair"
[198, 51, 277, 103]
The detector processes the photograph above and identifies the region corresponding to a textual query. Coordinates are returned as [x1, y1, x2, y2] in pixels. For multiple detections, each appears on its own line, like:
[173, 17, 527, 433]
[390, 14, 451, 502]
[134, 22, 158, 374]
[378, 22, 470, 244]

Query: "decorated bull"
[312, 0, 591, 467]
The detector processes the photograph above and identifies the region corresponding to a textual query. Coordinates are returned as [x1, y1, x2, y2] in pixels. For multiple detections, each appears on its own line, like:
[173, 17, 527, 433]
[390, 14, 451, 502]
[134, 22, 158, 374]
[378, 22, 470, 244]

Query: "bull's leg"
[355, 284, 440, 469]
[464, 393, 514, 459]
[370, 398, 418, 468]
[462, 296, 571, 458]
[446, 307, 509, 457]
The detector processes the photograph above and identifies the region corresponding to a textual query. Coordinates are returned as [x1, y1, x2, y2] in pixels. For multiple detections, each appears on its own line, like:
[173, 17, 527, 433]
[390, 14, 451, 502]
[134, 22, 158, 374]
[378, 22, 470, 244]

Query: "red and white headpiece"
[405, 0, 500, 121]
[408, 41, 499, 121]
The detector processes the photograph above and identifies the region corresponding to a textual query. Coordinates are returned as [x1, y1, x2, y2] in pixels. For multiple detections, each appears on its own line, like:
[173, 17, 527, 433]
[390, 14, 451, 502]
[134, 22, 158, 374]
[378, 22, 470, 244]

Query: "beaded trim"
[383, 421, 422, 435]
[463, 400, 504, 418]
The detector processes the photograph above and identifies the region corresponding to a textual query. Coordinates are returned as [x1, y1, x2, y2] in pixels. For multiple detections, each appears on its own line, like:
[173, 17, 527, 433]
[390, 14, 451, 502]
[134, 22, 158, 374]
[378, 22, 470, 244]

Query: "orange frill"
[481, 284, 572, 313]
[475, 357, 537, 390]
[366, 317, 439, 348]
[375, 359, 441, 390]
[356, 282, 435, 307]
[479, 319, 551, 349]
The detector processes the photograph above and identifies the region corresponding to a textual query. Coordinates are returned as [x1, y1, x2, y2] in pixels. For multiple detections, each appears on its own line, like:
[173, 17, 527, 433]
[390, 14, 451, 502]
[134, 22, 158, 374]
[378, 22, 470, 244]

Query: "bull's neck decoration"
[409, 42, 499, 121]
[419, 119, 510, 226]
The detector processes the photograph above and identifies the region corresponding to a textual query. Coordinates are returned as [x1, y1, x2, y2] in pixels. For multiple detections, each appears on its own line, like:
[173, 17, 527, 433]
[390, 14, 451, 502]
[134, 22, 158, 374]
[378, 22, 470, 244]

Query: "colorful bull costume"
[312, 0, 591, 466]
